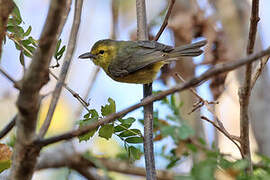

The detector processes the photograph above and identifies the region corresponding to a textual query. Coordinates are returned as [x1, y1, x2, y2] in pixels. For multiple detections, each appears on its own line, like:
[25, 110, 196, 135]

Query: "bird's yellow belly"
[112, 62, 165, 84]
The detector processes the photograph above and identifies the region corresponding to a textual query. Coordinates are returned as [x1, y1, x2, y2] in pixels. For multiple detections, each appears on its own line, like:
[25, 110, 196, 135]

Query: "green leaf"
[118, 117, 135, 124]
[177, 124, 194, 140]
[78, 109, 99, 142]
[22, 39, 31, 46]
[23, 46, 35, 57]
[232, 159, 248, 171]
[186, 143, 197, 153]
[24, 26, 32, 37]
[83, 109, 99, 121]
[101, 98, 116, 116]
[55, 45, 66, 60]
[160, 125, 176, 137]
[55, 39, 62, 53]
[125, 137, 143, 144]
[12, 5, 22, 25]
[114, 123, 132, 132]
[19, 51, 25, 66]
[167, 158, 180, 169]
[118, 129, 141, 137]
[28, 37, 38, 47]
[129, 146, 141, 160]
[98, 124, 114, 140]
[191, 159, 217, 180]
[78, 128, 97, 142]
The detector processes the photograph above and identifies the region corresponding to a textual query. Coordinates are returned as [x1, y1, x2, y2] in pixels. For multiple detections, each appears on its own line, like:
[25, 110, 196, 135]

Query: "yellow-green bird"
[79, 39, 207, 84]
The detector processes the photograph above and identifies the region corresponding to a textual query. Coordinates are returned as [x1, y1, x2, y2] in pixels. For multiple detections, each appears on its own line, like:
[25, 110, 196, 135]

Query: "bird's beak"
[78, 52, 96, 59]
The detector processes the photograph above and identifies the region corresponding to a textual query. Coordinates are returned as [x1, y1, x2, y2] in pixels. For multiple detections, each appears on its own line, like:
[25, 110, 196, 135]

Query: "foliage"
[5, 4, 66, 66]
[78, 98, 143, 162]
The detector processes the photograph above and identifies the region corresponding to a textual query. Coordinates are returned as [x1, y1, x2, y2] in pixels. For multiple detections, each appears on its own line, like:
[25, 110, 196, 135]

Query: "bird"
[79, 39, 206, 84]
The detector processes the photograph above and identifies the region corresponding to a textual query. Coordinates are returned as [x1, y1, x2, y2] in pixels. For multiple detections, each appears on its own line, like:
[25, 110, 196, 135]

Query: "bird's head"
[79, 39, 117, 70]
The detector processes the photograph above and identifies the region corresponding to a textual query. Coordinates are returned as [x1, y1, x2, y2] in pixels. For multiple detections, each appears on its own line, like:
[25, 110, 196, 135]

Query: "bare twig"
[34, 47, 270, 147]
[201, 116, 244, 157]
[0, 66, 20, 89]
[175, 73, 243, 157]
[239, 0, 259, 172]
[154, 0, 175, 41]
[250, 55, 270, 89]
[39, 0, 83, 138]
[49, 71, 90, 109]
[0, 115, 16, 139]
[136, 0, 156, 179]
[11, 1, 70, 179]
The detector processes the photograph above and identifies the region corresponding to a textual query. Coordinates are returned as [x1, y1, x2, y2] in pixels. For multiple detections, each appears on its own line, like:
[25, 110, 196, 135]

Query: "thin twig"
[250, 55, 270, 89]
[34, 46, 270, 147]
[39, 0, 84, 138]
[0, 115, 16, 139]
[239, 0, 259, 173]
[49, 71, 90, 110]
[136, 0, 156, 179]
[0, 66, 20, 89]
[201, 116, 244, 158]
[154, 0, 175, 41]
[175, 73, 242, 156]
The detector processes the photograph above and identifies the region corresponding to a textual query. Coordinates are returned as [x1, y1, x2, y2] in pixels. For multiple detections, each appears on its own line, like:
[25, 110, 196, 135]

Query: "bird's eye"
[99, 50, 105, 54]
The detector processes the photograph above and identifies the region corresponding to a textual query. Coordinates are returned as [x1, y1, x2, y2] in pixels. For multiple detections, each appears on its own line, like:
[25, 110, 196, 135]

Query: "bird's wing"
[108, 41, 173, 78]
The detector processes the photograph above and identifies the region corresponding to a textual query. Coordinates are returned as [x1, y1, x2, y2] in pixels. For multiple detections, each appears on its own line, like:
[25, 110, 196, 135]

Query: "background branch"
[36, 147, 175, 180]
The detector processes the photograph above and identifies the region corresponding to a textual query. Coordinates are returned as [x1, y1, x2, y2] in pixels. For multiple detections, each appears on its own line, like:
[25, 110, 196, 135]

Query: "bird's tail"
[167, 40, 207, 59]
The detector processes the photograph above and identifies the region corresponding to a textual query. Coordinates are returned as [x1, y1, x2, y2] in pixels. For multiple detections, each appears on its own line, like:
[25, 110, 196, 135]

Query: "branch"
[35, 46, 270, 147]
[39, 0, 83, 138]
[239, 0, 259, 173]
[154, 0, 175, 41]
[201, 116, 243, 158]
[0, 66, 20, 89]
[0, 115, 16, 139]
[11, 1, 71, 179]
[36, 149, 175, 180]
[250, 55, 270, 89]
[0, 0, 14, 56]
[136, 0, 156, 179]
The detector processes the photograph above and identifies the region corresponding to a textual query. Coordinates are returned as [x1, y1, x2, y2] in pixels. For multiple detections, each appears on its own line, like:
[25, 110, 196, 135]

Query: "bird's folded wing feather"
[108, 41, 173, 77]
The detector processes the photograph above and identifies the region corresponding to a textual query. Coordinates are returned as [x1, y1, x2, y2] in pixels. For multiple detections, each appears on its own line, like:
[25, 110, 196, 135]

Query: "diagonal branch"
[0, 115, 16, 139]
[34, 46, 270, 147]
[154, 0, 175, 41]
[39, 0, 84, 138]
[11, 1, 71, 179]
[0, 66, 21, 89]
